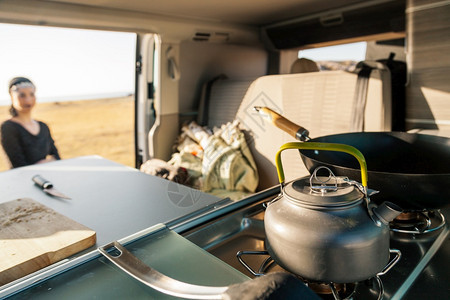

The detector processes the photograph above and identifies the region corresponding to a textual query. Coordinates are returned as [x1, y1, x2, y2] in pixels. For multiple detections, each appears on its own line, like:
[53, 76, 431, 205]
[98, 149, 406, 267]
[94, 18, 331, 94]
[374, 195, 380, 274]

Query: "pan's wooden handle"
[254, 107, 309, 141]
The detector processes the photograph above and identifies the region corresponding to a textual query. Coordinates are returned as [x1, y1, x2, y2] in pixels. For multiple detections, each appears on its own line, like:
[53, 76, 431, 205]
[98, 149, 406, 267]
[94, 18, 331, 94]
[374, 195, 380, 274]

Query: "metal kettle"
[264, 142, 402, 283]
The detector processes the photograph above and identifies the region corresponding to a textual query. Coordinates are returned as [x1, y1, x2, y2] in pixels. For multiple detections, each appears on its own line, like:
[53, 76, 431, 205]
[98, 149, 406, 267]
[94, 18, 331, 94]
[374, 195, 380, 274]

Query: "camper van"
[0, 0, 449, 299]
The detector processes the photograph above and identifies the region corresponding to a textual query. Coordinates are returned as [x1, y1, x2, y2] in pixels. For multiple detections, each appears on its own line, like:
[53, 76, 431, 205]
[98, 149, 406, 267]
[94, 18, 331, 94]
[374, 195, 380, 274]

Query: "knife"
[32, 174, 71, 200]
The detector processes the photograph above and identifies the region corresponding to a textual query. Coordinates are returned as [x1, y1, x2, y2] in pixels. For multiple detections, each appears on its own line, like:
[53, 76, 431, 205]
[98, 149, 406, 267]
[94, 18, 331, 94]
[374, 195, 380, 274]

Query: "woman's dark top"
[1, 120, 60, 168]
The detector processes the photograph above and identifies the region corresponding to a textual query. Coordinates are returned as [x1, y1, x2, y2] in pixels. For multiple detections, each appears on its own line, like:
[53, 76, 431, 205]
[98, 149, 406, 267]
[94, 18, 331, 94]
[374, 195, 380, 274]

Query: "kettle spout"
[372, 201, 403, 225]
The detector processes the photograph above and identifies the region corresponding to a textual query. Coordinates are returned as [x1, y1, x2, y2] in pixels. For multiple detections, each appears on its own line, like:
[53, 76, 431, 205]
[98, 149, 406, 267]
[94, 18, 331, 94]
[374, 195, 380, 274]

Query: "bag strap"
[350, 63, 374, 132]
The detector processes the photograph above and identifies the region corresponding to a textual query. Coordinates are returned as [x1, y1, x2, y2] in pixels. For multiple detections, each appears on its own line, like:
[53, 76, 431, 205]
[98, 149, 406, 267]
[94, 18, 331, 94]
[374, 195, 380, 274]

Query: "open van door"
[135, 33, 157, 167]
[135, 34, 181, 168]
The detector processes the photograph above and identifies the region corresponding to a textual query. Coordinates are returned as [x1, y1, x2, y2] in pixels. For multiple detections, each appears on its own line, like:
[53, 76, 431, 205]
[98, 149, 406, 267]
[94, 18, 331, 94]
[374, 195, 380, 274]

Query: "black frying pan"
[300, 132, 450, 210]
[255, 107, 450, 210]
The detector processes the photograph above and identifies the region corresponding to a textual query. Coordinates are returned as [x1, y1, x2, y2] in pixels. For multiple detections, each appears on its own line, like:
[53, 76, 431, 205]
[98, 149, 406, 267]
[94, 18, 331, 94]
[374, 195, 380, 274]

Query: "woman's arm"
[36, 156, 57, 164]
[1, 122, 28, 168]
[47, 129, 61, 160]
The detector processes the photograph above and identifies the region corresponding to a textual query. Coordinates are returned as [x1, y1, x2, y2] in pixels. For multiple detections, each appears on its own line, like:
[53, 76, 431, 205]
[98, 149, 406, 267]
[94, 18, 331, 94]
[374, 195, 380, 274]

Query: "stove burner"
[318, 282, 356, 300]
[310, 282, 349, 294]
[236, 250, 387, 300]
[259, 257, 364, 300]
[257, 256, 356, 297]
[390, 210, 446, 234]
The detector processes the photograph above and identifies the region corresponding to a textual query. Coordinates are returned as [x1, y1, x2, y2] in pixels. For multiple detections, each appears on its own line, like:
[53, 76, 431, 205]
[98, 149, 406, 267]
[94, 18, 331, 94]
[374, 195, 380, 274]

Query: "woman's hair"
[9, 106, 18, 117]
[9, 77, 35, 93]
[8, 77, 35, 117]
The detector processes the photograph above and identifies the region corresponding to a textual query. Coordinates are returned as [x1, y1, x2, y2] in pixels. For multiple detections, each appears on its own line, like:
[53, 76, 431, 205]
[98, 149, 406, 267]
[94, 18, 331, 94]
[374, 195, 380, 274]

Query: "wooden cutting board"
[0, 198, 96, 285]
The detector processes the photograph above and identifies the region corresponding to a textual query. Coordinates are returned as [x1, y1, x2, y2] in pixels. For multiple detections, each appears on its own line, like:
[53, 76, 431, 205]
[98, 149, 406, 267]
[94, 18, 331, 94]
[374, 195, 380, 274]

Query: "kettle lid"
[284, 174, 364, 207]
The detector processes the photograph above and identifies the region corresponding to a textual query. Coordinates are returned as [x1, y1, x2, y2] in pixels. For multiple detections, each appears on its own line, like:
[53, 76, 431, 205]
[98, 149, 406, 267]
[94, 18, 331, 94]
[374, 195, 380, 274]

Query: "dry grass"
[0, 96, 135, 172]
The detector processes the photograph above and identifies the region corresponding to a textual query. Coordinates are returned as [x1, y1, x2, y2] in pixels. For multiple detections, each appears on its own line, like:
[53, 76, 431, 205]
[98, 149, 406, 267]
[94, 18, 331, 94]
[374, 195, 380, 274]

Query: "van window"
[298, 41, 367, 72]
[0, 24, 136, 171]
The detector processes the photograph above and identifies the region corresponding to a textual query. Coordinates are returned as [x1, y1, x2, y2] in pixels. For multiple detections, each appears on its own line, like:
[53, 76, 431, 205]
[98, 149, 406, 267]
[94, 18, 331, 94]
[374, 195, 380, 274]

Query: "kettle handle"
[275, 142, 368, 188]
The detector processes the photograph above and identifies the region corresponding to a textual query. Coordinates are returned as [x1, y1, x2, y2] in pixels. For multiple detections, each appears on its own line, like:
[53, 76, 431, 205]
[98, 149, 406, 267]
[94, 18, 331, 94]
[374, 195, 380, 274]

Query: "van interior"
[1, 0, 450, 298]
[1, 0, 449, 197]
[2, 0, 449, 199]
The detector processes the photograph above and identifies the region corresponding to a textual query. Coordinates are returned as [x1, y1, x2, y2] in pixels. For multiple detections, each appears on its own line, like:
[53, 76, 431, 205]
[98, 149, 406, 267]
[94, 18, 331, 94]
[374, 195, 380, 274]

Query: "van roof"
[43, 0, 383, 26]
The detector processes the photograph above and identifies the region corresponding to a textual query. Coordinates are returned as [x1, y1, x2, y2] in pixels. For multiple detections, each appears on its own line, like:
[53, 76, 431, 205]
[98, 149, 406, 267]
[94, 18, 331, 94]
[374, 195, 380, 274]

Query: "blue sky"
[0, 23, 136, 105]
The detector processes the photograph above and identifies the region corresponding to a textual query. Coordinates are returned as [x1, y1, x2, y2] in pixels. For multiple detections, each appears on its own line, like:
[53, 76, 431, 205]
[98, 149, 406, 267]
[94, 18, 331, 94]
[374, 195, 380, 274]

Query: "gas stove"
[183, 190, 450, 300]
[1, 187, 448, 299]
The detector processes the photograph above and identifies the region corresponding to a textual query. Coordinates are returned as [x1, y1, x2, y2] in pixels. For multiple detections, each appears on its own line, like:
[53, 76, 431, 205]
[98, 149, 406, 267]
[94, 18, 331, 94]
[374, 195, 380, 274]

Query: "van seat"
[199, 78, 256, 128]
[204, 66, 391, 190]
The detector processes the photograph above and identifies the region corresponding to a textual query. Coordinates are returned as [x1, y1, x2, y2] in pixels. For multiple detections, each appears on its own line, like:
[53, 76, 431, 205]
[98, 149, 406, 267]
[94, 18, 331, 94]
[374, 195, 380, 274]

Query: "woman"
[1, 77, 60, 168]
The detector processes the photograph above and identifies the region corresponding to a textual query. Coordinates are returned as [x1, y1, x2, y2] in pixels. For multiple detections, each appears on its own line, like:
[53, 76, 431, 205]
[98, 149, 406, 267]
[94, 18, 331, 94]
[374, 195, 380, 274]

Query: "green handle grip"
[275, 142, 368, 187]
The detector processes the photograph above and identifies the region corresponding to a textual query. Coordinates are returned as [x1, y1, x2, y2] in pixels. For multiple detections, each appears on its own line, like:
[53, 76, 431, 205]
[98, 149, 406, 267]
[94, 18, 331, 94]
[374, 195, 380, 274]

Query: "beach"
[0, 96, 135, 172]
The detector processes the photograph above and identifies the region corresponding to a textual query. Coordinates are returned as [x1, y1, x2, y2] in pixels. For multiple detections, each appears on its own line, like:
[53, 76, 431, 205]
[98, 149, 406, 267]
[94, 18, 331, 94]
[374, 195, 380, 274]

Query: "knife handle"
[32, 175, 53, 189]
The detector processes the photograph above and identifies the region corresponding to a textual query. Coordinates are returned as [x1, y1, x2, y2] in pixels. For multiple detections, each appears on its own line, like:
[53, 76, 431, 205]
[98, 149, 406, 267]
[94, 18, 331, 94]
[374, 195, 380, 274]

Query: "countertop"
[0, 156, 222, 247]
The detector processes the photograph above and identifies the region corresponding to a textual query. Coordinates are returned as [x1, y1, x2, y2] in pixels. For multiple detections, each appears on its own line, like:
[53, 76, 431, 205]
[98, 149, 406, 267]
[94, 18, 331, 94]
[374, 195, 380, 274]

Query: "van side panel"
[406, 0, 450, 131]
[178, 42, 268, 115]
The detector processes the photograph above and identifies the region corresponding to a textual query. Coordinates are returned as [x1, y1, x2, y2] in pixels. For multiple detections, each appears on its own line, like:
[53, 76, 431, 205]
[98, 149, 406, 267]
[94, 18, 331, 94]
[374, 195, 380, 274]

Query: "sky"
[0, 23, 136, 105]
[299, 42, 366, 61]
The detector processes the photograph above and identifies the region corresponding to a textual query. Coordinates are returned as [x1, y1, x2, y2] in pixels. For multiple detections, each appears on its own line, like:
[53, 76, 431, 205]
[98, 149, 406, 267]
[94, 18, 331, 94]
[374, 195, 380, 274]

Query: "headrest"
[290, 58, 319, 73]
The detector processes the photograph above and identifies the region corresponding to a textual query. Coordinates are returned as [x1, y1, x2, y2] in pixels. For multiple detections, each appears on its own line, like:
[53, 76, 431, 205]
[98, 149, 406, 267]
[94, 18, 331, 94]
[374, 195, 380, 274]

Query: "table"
[0, 156, 222, 247]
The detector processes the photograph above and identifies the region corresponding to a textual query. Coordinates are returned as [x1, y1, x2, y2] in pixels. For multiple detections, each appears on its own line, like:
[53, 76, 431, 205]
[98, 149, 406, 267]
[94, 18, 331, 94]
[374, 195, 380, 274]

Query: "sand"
[0, 96, 135, 172]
